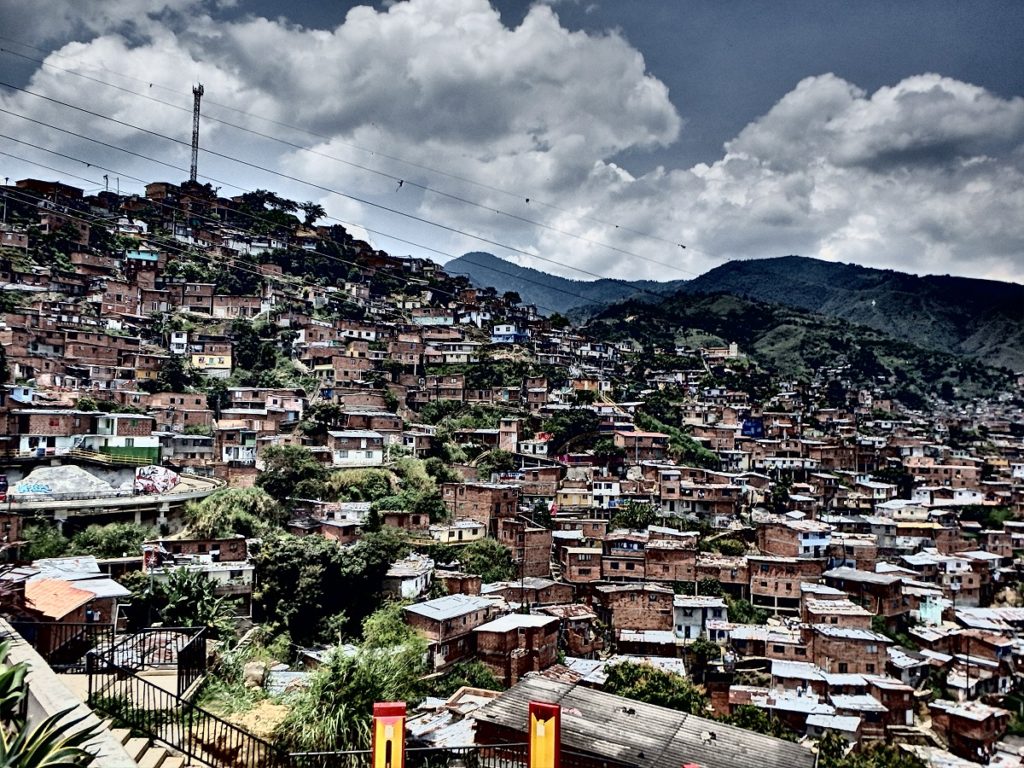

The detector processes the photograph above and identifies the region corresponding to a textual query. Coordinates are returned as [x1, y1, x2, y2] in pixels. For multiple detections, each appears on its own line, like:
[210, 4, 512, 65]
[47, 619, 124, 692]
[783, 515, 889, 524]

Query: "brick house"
[601, 531, 647, 581]
[808, 625, 891, 675]
[560, 547, 602, 584]
[928, 700, 1010, 763]
[497, 518, 552, 578]
[404, 594, 502, 671]
[480, 577, 572, 607]
[538, 604, 604, 658]
[144, 536, 248, 563]
[594, 583, 674, 632]
[613, 430, 670, 462]
[696, 553, 750, 599]
[441, 483, 521, 529]
[473, 614, 559, 686]
[821, 567, 908, 623]
[801, 598, 873, 629]
[756, 519, 832, 559]
[644, 539, 697, 583]
[748, 556, 825, 615]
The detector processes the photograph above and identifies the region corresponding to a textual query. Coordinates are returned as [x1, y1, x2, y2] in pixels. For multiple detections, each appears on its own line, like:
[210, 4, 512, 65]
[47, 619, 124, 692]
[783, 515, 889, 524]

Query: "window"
[866, 664, 875, 673]
[773, 645, 784, 653]
[838, 662, 848, 673]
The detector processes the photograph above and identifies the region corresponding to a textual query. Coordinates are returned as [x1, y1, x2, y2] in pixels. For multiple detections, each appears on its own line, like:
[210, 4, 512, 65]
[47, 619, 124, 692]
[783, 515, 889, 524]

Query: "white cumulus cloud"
[0, 1, 1021, 283]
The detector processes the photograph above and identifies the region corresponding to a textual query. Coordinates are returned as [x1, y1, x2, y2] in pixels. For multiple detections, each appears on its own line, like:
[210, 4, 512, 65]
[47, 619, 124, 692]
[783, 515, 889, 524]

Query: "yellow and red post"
[372, 702, 406, 768]
[528, 701, 560, 768]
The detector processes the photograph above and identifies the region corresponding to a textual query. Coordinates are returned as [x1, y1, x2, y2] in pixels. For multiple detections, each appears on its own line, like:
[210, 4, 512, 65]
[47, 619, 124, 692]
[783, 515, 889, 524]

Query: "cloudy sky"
[1, 0, 1023, 283]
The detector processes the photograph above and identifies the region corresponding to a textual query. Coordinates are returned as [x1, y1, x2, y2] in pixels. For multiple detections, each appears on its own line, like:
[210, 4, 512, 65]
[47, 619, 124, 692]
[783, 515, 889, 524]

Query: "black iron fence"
[87, 650, 289, 768]
[8, 620, 115, 672]
[177, 628, 207, 697]
[290, 744, 530, 768]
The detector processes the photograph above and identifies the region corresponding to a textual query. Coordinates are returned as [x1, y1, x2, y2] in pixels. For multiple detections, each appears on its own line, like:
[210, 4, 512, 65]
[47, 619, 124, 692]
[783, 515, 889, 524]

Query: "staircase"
[104, 722, 189, 768]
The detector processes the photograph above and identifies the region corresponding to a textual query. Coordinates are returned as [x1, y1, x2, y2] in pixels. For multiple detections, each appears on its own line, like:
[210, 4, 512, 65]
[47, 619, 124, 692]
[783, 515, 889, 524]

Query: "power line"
[0, 80, 681, 292]
[0, 46, 701, 278]
[1, 135, 614, 315]
[0, 37, 707, 259]
[0, 93, 673, 308]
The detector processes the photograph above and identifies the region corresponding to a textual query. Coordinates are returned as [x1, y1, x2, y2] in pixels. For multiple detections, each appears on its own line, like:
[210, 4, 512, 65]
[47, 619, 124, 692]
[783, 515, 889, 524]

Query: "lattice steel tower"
[189, 83, 204, 183]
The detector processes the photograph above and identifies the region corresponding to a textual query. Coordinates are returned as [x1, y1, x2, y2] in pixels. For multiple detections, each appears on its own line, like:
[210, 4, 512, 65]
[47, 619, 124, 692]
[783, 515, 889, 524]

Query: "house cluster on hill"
[2, 174, 1024, 766]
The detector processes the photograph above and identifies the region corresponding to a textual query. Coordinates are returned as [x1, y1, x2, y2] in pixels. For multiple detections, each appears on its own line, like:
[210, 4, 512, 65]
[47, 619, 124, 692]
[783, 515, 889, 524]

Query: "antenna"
[190, 83, 204, 183]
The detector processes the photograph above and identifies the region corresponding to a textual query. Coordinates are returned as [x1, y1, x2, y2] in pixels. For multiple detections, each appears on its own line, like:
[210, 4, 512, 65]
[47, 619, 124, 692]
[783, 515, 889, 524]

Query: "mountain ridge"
[445, 252, 1024, 370]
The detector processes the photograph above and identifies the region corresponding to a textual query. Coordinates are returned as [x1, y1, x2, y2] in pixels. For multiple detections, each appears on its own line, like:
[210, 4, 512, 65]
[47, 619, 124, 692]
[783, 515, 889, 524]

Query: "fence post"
[85, 650, 94, 704]
[372, 702, 406, 768]
[528, 702, 560, 768]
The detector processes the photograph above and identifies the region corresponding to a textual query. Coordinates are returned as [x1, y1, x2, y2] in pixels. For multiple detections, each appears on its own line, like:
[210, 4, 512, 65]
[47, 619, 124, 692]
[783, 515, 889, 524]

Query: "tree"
[475, 449, 516, 480]
[69, 523, 154, 559]
[429, 660, 503, 698]
[156, 353, 196, 392]
[456, 538, 517, 583]
[687, 637, 720, 683]
[591, 438, 626, 465]
[148, 568, 237, 639]
[20, 522, 69, 561]
[255, 529, 409, 644]
[256, 446, 328, 504]
[571, 388, 598, 406]
[697, 578, 723, 597]
[603, 661, 708, 715]
[184, 487, 287, 538]
[424, 457, 461, 485]
[816, 729, 925, 768]
[543, 407, 601, 452]
[713, 538, 747, 557]
[724, 704, 795, 740]
[299, 402, 345, 438]
[275, 636, 426, 752]
[610, 500, 658, 531]
[726, 597, 769, 625]
[299, 201, 326, 227]
[325, 468, 393, 502]
[0, 344, 10, 385]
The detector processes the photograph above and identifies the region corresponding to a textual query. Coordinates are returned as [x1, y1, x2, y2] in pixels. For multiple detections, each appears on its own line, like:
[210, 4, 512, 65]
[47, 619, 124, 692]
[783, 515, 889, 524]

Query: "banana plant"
[0, 709, 99, 767]
[0, 641, 28, 723]
[0, 640, 99, 767]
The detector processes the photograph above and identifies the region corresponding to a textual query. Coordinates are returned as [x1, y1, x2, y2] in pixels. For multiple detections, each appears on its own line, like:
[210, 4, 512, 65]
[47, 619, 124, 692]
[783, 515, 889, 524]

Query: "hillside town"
[1, 174, 1024, 768]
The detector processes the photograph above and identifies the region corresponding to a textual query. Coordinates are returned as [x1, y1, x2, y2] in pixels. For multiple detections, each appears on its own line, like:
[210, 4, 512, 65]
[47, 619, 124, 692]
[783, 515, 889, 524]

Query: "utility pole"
[190, 83, 204, 184]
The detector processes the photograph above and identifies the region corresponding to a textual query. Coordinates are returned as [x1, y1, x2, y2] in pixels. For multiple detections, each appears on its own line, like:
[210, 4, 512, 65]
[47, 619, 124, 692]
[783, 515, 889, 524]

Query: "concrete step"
[109, 727, 131, 746]
[137, 747, 168, 768]
[124, 737, 150, 762]
[160, 758, 185, 768]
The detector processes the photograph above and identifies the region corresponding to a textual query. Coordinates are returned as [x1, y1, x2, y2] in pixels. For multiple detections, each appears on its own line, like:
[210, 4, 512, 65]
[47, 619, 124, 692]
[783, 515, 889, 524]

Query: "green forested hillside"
[586, 292, 1016, 406]
[447, 252, 1024, 371]
[680, 256, 1024, 370]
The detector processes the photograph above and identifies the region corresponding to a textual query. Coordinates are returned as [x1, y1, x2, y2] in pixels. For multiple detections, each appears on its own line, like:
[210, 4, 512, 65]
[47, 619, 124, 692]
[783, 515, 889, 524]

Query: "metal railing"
[290, 744, 530, 768]
[176, 629, 207, 698]
[289, 745, 638, 768]
[7, 620, 115, 672]
[87, 646, 287, 768]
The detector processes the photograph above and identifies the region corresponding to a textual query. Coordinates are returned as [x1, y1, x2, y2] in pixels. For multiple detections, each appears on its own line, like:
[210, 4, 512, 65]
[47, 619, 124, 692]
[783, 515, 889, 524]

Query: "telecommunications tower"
[189, 83, 204, 183]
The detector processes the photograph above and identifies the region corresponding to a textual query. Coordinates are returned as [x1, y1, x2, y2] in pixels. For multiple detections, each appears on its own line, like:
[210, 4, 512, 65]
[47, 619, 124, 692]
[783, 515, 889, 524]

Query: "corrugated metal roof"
[472, 676, 817, 768]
